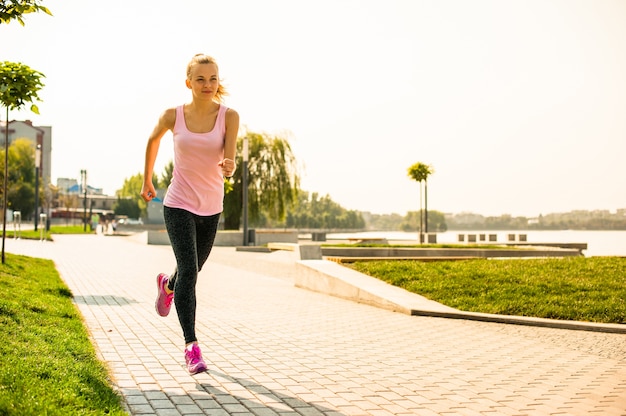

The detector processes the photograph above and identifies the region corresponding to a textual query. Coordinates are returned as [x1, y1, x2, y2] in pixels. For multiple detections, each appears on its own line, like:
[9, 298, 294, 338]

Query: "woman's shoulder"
[163, 105, 181, 117]
[158, 106, 179, 129]
[225, 106, 239, 123]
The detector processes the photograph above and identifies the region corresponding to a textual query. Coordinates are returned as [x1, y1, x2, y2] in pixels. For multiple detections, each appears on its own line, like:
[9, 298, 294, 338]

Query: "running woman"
[141, 53, 239, 375]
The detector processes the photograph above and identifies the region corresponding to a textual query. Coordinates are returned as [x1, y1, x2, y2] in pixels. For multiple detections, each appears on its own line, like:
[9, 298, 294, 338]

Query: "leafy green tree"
[58, 192, 78, 225]
[160, 160, 173, 189]
[0, 61, 45, 115]
[283, 191, 365, 230]
[363, 212, 405, 231]
[0, 0, 52, 25]
[115, 173, 153, 219]
[407, 162, 434, 242]
[427, 210, 447, 232]
[113, 197, 141, 219]
[401, 210, 447, 233]
[1, 62, 45, 263]
[0, 138, 37, 216]
[7, 138, 35, 182]
[223, 131, 300, 230]
[0, 0, 49, 263]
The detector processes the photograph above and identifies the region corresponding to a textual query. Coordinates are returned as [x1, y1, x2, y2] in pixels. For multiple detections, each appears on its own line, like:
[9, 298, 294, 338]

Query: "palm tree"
[407, 162, 434, 243]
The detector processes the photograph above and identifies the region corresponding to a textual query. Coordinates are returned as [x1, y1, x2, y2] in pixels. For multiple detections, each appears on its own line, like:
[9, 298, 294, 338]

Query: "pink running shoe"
[155, 273, 174, 317]
[185, 344, 208, 375]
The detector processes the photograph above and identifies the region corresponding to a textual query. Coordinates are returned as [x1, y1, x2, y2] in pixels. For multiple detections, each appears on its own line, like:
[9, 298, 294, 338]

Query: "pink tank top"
[163, 104, 227, 216]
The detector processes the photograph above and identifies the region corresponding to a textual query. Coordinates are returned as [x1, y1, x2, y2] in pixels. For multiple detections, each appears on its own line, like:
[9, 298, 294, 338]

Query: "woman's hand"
[140, 183, 157, 202]
[219, 158, 236, 178]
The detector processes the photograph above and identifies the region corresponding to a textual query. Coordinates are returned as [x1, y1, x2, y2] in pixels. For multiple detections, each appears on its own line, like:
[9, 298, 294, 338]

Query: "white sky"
[2, 0, 626, 217]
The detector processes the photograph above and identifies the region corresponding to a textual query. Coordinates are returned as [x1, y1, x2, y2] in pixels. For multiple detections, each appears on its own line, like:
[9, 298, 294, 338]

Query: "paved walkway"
[5, 234, 626, 416]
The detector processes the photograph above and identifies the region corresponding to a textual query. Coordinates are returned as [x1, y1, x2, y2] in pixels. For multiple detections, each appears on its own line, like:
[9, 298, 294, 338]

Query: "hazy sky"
[2, 0, 625, 217]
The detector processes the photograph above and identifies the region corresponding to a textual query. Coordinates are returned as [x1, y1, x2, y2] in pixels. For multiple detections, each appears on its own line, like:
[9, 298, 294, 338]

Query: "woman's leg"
[164, 207, 199, 345]
[195, 213, 221, 274]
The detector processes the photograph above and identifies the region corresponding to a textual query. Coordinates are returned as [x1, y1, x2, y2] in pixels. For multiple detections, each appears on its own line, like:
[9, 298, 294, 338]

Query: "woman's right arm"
[141, 108, 176, 202]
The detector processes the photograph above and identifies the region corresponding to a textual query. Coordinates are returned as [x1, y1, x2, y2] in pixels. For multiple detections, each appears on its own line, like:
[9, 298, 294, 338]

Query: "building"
[2, 120, 120, 221]
[0, 119, 52, 185]
[56, 177, 78, 193]
[53, 177, 117, 220]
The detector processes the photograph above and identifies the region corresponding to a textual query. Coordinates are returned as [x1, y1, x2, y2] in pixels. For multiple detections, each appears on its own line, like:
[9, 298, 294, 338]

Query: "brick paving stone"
[128, 404, 155, 414]
[6, 235, 626, 416]
[176, 404, 204, 414]
[155, 409, 182, 416]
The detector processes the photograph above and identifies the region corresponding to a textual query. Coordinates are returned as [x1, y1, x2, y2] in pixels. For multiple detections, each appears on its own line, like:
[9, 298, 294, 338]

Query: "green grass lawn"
[9, 225, 93, 241]
[0, 253, 126, 415]
[348, 256, 626, 324]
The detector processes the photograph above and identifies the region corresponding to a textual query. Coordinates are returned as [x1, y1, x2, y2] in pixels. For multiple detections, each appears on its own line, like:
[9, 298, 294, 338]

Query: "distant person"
[91, 213, 99, 233]
[140, 53, 239, 375]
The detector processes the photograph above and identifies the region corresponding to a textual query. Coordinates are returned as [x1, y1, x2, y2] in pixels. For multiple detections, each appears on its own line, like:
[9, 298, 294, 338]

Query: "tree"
[113, 197, 141, 220]
[0, 138, 37, 216]
[115, 173, 160, 219]
[1, 62, 45, 263]
[400, 210, 447, 233]
[283, 191, 365, 230]
[0, 61, 45, 116]
[0, 0, 52, 25]
[160, 160, 173, 189]
[0, 0, 50, 263]
[223, 131, 300, 230]
[407, 162, 434, 243]
[58, 192, 78, 225]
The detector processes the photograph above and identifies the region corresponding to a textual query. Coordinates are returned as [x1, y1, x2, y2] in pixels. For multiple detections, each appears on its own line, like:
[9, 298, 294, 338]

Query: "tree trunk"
[2, 106, 8, 263]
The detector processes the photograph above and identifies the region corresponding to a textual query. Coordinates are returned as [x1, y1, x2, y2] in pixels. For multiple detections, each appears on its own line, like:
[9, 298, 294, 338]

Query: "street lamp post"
[34, 144, 41, 231]
[81, 169, 87, 231]
[242, 136, 249, 246]
[424, 179, 428, 238]
[419, 181, 423, 243]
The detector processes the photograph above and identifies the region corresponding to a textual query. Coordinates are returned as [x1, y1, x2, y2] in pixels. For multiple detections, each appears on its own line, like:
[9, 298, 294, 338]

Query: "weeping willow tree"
[223, 131, 300, 230]
[407, 162, 434, 243]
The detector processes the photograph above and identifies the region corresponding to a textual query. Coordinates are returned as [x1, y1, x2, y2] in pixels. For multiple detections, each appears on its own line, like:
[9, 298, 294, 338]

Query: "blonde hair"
[186, 53, 228, 102]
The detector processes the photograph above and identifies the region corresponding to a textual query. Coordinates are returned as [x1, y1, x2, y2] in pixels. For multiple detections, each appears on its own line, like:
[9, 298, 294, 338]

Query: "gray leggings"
[164, 206, 221, 345]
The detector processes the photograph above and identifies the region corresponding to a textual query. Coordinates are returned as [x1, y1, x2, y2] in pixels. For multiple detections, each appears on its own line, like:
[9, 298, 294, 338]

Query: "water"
[327, 230, 626, 257]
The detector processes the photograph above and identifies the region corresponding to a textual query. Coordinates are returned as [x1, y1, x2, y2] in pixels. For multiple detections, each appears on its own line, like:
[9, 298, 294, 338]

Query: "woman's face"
[186, 63, 219, 101]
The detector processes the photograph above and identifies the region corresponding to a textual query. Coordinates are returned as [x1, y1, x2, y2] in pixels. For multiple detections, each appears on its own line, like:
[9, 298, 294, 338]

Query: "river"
[326, 230, 626, 257]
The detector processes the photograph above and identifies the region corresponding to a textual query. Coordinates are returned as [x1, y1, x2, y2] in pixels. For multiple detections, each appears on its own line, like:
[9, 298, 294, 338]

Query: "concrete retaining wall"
[146, 229, 298, 246]
[321, 246, 582, 258]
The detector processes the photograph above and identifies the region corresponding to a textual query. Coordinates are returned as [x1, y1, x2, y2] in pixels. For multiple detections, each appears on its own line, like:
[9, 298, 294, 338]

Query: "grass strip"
[347, 257, 626, 324]
[0, 253, 126, 415]
[9, 225, 93, 241]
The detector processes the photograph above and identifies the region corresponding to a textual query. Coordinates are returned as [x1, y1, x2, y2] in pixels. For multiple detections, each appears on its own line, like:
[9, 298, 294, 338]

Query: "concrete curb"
[295, 259, 626, 334]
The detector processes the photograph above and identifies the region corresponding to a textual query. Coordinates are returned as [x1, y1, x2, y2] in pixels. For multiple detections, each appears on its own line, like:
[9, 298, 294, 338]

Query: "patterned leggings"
[164, 206, 221, 345]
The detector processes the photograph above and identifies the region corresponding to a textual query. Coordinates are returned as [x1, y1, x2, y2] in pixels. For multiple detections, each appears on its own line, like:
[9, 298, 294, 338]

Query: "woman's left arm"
[220, 108, 240, 177]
